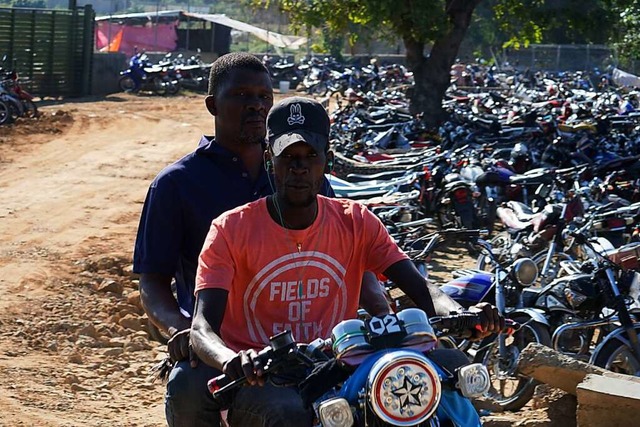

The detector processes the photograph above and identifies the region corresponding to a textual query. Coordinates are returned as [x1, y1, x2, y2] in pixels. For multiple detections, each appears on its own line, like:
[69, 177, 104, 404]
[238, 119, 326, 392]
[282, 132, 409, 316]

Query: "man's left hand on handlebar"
[222, 349, 266, 387]
[467, 302, 505, 339]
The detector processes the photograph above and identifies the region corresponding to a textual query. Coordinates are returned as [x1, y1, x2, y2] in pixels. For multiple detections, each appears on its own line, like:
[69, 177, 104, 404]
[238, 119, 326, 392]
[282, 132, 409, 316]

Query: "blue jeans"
[165, 360, 221, 427]
[228, 382, 314, 427]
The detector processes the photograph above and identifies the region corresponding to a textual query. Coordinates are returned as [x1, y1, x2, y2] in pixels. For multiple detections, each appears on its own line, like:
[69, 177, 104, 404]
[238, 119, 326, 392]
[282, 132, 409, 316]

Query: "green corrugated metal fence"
[0, 5, 94, 97]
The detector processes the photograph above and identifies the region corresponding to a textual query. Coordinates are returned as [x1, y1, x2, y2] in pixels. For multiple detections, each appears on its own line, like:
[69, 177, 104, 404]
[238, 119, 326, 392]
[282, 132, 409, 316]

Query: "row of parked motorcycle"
[316, 70, 640, 416]
[118, 51, 212, 96]
[0, 55, 38, 126]
[264, 54, 414, 97]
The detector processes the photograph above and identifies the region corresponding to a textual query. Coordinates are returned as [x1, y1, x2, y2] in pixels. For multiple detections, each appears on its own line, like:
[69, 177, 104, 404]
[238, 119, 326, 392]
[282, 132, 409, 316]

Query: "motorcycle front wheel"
[0, 100, 12, 125]
[474, 314, 552, 411]
[592, 326, 640, 376]
[118, 76, 136, 93]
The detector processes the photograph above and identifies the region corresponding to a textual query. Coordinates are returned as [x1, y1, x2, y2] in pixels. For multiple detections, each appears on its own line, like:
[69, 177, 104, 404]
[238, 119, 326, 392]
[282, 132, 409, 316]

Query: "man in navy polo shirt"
[133, 53, 388, 426]
[134, 53, 282, 426]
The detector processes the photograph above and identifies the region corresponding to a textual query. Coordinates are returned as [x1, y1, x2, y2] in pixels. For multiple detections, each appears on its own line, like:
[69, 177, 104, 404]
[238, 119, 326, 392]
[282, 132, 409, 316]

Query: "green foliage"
[610, 1, 640, 62]
[493, 0, 621, 48]
[255, 0, 450, 46]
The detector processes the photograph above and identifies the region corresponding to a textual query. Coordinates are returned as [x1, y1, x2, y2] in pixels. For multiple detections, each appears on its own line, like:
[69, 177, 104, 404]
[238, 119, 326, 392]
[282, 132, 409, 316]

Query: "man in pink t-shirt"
[191, 97, 504, 427]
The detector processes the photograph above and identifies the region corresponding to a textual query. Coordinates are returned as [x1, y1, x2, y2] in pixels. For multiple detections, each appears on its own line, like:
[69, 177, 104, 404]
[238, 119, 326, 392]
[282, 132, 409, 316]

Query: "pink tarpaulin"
[96, 21, 178, 56]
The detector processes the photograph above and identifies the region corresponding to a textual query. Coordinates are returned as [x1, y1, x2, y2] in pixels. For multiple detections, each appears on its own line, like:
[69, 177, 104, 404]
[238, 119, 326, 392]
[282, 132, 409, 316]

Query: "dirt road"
[0, 93, 544, 426]
[0, 94, 211, 426]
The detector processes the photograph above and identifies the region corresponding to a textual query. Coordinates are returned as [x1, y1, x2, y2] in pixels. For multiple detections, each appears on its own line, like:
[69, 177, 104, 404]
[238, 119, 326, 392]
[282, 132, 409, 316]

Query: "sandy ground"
[0, 93, 549, 426]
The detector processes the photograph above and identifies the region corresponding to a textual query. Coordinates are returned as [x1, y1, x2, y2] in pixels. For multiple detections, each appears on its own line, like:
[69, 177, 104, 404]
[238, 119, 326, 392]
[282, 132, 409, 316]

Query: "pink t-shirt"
[195, 195, 408, 352]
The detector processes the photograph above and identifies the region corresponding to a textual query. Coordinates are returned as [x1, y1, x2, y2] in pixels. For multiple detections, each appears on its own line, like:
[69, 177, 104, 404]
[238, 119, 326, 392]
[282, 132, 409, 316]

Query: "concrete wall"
[92, 52, 128, 95]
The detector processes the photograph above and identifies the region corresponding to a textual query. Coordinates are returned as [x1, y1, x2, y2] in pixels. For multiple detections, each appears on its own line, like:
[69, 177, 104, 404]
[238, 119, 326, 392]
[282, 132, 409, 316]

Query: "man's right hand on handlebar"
[222, 349, 266, 386]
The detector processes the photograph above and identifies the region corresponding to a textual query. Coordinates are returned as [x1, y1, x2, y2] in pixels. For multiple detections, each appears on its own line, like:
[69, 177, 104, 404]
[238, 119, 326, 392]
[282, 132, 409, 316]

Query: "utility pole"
[186, 0, 190, 51]
[154, 0, 160, 53]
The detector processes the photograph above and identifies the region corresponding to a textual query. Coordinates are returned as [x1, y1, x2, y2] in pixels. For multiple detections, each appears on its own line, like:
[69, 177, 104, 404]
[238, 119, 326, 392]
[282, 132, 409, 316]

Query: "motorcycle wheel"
[0, 100, 13, 125]
[530, 250, 573, 288]
[118, 76, 136, 93]
[152, 77, 167, 96]
[474, 314, 552, 411]
[592, 326, 640, 376]
[166, 82, 180, 96]
[21, 99, 38, 118]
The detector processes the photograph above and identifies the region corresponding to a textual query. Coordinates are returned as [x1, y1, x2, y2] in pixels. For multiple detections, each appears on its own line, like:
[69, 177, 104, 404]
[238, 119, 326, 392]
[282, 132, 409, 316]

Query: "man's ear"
[264, 149, 273, 172]
[205, 95, 217, 116]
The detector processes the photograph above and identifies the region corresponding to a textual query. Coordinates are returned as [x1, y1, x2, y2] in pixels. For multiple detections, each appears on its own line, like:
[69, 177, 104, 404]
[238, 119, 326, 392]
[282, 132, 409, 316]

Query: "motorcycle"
[421, 156, 478, 231]
[520, 231, 640, 375]
[1, 67, 37, 118]
[118, 53, 178, 96]
[263, 56, 304, 90]
[402, 228, 551, 410]
[209, 310, 504, 426]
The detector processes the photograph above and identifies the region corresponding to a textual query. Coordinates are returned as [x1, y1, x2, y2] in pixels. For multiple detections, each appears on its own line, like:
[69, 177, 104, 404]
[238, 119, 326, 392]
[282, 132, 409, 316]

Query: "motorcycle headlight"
[512, 258, 538, 287]
[367, 351, 441, 426]
[457, 363, 491, 398]
[317, 398, 354, 427]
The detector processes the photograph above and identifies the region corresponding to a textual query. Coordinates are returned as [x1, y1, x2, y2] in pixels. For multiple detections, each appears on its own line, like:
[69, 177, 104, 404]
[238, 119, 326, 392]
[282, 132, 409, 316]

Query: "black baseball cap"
[266, 96, 330, 156]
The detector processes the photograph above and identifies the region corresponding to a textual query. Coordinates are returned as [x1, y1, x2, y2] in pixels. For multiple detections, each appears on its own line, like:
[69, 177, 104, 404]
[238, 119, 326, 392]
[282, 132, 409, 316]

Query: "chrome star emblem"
[391, 376, 423, 408]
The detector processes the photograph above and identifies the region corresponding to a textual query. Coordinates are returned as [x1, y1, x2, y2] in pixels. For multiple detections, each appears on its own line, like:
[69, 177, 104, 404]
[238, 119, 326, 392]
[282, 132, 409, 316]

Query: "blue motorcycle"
[210, 310, 500, 426]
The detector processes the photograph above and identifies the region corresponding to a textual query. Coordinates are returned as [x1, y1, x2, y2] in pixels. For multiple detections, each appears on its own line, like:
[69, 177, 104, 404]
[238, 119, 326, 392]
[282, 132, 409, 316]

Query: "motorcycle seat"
[509, 170, 553, 186]
[504, 201, 537, 221]
[346, 169, 407, 182]
[497, 206, 541, 231]
[273, 63, 295, 70]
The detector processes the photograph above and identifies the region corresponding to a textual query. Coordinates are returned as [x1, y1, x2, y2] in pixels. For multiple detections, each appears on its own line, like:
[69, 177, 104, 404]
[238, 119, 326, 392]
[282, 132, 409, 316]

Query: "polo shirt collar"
[195, 135, 267, 158]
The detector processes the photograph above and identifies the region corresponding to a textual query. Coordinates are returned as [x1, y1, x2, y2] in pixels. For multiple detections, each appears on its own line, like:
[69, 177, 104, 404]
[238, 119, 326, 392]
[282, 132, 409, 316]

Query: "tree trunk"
[404, 0, 481, 126]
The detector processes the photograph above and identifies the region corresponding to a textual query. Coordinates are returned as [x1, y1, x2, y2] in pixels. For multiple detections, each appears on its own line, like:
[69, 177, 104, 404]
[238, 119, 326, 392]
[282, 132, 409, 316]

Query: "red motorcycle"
[2, 68, 38, 118]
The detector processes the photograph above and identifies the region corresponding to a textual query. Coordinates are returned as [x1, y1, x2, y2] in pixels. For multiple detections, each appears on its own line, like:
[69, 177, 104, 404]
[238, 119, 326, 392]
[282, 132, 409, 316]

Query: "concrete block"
[576, 374, 640, 427]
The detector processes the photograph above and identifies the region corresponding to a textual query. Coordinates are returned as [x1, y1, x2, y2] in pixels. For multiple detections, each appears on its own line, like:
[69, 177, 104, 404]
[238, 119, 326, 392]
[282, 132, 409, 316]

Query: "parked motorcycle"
[521, 231, 640, 375]
[209, 310, 502, 426]
[118, 53, 178, 96]
[401, 228, 551, 410]
[1, 67, 37, 118]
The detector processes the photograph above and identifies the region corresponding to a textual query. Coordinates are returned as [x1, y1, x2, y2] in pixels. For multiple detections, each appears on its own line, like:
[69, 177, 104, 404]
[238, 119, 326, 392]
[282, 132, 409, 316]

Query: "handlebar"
[430, 313, 520, 339]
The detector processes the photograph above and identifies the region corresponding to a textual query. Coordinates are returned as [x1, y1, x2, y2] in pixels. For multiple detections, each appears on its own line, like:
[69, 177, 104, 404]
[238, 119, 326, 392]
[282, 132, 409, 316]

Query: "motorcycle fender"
[589, 323, 640, 365]
[508, 308, 551, 328]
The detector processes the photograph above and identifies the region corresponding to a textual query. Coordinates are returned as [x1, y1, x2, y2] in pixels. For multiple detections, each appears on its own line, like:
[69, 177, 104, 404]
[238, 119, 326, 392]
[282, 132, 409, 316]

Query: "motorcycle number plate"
[365, 314, 407, 347]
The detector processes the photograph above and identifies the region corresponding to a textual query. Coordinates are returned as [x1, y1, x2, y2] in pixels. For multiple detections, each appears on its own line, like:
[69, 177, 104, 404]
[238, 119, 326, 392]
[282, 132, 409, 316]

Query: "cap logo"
[287, 103, 305, 126]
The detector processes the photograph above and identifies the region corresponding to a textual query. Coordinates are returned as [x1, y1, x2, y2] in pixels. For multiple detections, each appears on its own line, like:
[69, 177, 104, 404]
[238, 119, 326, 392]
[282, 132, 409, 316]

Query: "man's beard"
[237, 129, 265, 145]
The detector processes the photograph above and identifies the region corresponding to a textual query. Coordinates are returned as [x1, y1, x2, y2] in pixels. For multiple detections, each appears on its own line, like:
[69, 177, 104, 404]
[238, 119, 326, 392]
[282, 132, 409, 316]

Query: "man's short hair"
[208, 52, 269, 96]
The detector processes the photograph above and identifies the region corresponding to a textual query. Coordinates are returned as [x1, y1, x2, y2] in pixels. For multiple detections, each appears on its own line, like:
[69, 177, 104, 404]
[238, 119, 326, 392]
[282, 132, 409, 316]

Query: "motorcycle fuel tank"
[440, 273, 493, 308]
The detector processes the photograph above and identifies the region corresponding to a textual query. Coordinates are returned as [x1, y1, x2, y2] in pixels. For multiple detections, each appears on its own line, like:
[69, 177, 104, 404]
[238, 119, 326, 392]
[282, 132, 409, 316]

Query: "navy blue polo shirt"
[133, 136, 334, 317]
